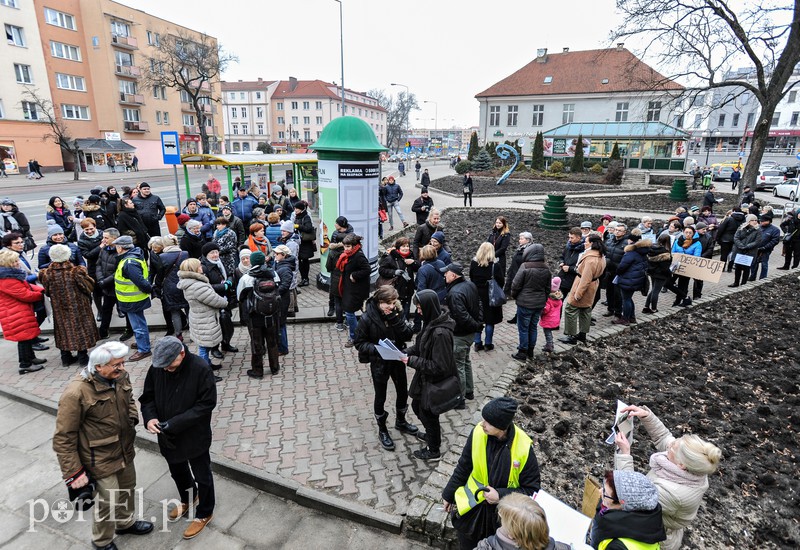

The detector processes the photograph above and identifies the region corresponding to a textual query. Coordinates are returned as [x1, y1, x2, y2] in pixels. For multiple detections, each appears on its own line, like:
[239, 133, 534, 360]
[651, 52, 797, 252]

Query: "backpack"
[247, 278, 280, 317]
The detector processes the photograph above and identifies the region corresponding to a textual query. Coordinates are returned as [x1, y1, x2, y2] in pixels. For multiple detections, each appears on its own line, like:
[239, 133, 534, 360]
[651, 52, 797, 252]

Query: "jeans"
[543, 328, 554, 346]
[198, 345, 210, 363]
[278, 324, 288, 354]
[619, 287, 636, 321]
[645, 278, 666, 310]
[167, 450, 215, 519]
[474, 323, 494, 346]
[345, 311, 358, 341]
[387, 201, 405, 226]
[452, 333, 474, 398]
[516, 306, 542, 351]
[126, 310, 150, 353]
[750, 252, 769, 280]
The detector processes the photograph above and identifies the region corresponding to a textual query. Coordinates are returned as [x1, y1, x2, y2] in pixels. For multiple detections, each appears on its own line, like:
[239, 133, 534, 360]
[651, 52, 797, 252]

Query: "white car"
[757, 168, 785, 190]
[774, 178, 800, 200]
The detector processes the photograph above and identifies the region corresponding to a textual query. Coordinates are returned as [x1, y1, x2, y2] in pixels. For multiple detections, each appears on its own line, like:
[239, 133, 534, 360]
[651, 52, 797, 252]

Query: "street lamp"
[702, 127, 721, 166]
[391, 82, 410, 149]
[334, 0, 345, 116]
[424, 100, 437, 154]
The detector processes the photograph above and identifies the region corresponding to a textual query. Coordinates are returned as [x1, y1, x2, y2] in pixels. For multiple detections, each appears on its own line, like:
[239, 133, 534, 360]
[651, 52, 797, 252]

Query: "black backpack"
[247, 278, 280, 317]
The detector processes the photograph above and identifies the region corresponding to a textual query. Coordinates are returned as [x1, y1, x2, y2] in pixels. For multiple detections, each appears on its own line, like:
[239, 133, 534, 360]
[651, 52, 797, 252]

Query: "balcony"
[119, 93, 145, 105]
[201, 104, 213, 114]
[181, 102, 194, 112]
[111, 33, 138, 50]
[124, 121, 148, 132]
[188, 80, 211, 92]
[183, 125, 200, 135]
[115, 64, 141, 78]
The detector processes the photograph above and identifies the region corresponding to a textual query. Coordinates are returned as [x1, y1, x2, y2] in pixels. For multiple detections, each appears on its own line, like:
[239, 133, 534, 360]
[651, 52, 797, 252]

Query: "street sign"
[796, 152, 800, 161]
[404, 146, 411, 153]
[161, 131, 181, 165]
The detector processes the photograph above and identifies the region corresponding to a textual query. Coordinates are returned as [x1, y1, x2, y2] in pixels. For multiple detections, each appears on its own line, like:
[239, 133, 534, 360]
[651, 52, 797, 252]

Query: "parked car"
[711, 165, 735, 181]
[419, 153, 428, 159]
[782, 164, 800, 179]
[756, 168, 785, 190]
[773, 178, 800, 200]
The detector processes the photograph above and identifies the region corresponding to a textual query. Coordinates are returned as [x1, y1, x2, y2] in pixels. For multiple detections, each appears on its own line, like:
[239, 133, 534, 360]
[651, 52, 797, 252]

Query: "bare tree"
[367, 89, 419, 150]
[613, 0, 800, 194]
[21, 87, 80, 180]
[142, 30, 237, 154]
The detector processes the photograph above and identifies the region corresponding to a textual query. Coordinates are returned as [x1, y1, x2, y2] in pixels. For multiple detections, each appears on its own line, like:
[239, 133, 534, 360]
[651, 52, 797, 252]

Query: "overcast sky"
[118, 0, 625, 128]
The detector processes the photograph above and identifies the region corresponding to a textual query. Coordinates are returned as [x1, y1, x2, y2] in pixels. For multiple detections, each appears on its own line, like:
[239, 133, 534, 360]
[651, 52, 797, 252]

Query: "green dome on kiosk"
[310, 116, 388, 153]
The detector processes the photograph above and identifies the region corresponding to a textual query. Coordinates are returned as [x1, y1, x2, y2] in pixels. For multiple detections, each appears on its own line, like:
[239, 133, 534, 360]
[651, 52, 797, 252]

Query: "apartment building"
[221, 77, 387, 153]
[1, 0, 223, 173]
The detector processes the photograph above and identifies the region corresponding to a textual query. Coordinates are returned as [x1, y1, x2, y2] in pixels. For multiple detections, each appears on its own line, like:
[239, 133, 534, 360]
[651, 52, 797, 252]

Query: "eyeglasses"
[601, 486, 618, 503]
[102, 361, 125, 371]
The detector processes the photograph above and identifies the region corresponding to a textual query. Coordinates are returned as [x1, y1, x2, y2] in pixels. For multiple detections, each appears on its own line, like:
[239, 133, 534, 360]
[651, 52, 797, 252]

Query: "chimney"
[289, 76, 298, 91]
[536, 48, 548, 62]
[562, 47, 569, 53]
[257, 77, 262, 82]
[616, 43, 624, 50]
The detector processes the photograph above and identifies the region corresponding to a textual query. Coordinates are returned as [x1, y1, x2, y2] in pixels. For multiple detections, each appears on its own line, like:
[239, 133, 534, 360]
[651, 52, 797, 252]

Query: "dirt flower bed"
[557, 192, 784, 216]
[428, 175, 616, 197]
[416, 209, 798, 549]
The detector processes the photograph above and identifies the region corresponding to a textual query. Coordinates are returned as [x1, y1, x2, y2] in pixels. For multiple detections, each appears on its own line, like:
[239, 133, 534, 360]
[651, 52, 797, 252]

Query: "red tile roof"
[475, 48, 683, 98]
[271, 80, 386, 112]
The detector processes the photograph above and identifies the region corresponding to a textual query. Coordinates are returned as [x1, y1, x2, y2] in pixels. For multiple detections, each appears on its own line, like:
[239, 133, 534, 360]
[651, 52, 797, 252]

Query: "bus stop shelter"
[542, 122, 691, 171]
[179, 153, 318, 202]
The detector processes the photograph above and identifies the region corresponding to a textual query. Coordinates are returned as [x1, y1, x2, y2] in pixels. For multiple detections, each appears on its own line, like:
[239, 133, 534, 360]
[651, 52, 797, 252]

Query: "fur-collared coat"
[38, 262, 98, 351]
[176, 269, 228, 347]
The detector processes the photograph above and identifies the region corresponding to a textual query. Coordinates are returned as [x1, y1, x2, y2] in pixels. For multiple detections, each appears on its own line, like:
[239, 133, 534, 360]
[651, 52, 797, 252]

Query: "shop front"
[75, 138, 137, 173]
[0, 142, 20, 174]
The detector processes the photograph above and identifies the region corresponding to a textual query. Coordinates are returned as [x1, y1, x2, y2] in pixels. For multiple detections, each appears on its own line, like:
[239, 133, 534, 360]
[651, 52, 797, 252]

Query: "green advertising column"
[310, 117, 388, 289]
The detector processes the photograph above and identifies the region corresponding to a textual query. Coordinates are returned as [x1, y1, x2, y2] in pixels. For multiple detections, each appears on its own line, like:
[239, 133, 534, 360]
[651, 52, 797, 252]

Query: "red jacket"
[0, 270, 43, 342]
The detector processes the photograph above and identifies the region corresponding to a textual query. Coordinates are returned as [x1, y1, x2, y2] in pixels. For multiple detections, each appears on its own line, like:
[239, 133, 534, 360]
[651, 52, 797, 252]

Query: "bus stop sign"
[161, 131, 181, 165]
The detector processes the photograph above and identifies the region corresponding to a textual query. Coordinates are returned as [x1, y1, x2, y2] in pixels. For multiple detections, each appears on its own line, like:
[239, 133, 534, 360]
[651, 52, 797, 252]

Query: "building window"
[489, 105, 500, 126]
[278, 131, 285, 140]
[745, 113, 754, 127]
[229, 92, 235, 100]
[51, 41, 81, 61]
[232, 124, 238, 135]
[789, 91, 797, 103]
[255, 92, 261, 99]
[316, 101, 322, 109]
[242, 124, 248, 134]
[615, 102, 629, 122]
[14, 64, 32, 84]
[231, 108, 237, 118]
[506, 105, 518, 126]
[111, 21, 129, 37]
[163, 112, 169, 124]
[303, 101, 309, 110]
[232, 142, 240, 152]
[21, 101, 38, 120]
[123, 108, 140, 122]
[239, 92, 244, 100]
[291, 116, 298, 124]
[693, 114, 702, 128]
[156, 111, 162, 124]
[673, 114, 684, 128]
[182, 114, 194, 125]
[146, 31, 160, 46]
[718, 113, 726, 127]
[204, 116, 212, 127]
[277, 116, 284, 125]
[241, 107, 247, 117]
[732, 113, 739, 127]
[531, 104, 544, 126]
[119, 80, 137, 95]
[303, 116, 310, 124]
[316, 116, 323, 124]
[317, 131, 322, 138]
[303, 130, 311, 141]
[543, 76, 553, 84]
[256, 107, 263, 118]
[692, 94, 705, 107]
[791, 112, 799, 126]
[772, 112, 781, 125]
[44, 8, 76, 30]
[277, 102, 283, 110]
[562, 104, 575, 124]
[290, 101, 298, 109]
[5, 24, 25, 46]
[242, 143, 250, 151]
[646, 101, 661, 122]
[0, 0, 18, 7]
[257, 123, 264, 135]
[61, 104, 89, 120]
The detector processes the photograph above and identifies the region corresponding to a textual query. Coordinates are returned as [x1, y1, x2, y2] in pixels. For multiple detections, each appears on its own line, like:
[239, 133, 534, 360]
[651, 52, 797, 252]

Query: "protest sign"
[672, 253, 725, 283]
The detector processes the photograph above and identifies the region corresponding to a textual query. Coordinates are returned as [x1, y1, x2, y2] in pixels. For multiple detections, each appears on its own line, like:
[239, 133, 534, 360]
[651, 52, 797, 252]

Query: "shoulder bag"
[422, 374, 463, 415]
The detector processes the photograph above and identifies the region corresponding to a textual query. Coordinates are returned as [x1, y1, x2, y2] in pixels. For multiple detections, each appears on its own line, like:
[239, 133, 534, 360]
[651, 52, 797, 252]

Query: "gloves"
[224, 280, 233, 290]
[394, 269, 404, 277]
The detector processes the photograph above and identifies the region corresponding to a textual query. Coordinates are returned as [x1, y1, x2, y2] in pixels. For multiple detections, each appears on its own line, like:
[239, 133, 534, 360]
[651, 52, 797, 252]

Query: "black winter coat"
[559, 240, 584, 293]
[469, 260, 504, 325]
[780, 215, 800, 242]
[615, 240, 650, 291]
[340, 248, 371, 312]
[326, 243, 344, 299]
[732, 224, 762, 258]
[139, 347, 217, 463]
[503, 244, 528, 294]
[275, 257, 294, 322]
[406, 310, 456, 401]
[201, 257, 232, 299]
[378, 250, 418, 301]
[487, 230, 511, 275]
[116, 208, 150, 259]
[411, 196, 434, 226]
[646, 245, 672, 282]
[510, 255, 551, 310]
[354, 298, 413, 369]
[180, 232, 206, 259]
[77, 232, 103, 282]
[717, 212, 746, 243]
[605, 235, 627, 273]
[154, 249, 189, 310]
[81, 203, 109, 231]
[295, 210, 316, 260]
[95, 246, 119, 297]
[1, 207, 30, 235]
[412, 221, 439, 258]
[446, 278, 483, 336]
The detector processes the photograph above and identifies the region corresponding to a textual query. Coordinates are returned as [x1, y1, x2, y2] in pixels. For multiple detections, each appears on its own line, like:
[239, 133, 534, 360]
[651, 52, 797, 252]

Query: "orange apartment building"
[0, 0, 223, 174]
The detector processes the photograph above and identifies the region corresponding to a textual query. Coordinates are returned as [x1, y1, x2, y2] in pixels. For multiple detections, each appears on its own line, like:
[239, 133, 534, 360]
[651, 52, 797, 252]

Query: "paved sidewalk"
[0, 394, 433, 549]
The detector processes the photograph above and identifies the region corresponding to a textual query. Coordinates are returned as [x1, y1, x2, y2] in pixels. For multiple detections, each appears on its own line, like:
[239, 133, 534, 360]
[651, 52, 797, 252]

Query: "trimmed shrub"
[549, 160, 564, 173]
[471, 148, 495, 172]
[467, 132, 480, 160]
[454, 160, 472, 174]
[570, 134, 585, 173]
[604, 159, 624, 185]
[531, 132, 544, 170]
[589, 163, 603, 174]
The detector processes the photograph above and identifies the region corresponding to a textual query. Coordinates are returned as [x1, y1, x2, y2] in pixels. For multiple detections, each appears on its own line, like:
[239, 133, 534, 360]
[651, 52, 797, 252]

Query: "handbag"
[463, 186, 470, 194]
[378, 209, 388, 223]
[784, 231, 795, 243]
[488, 278, 507, 307]
[640, 274, 651, 296]
[23, 232, 37, 252]
[422, 374, 463, 415]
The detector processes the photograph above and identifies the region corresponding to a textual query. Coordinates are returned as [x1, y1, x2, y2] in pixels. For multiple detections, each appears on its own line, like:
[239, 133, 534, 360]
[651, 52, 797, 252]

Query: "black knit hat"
[201, 242, 220, 256]
[482, 397, 518, 430]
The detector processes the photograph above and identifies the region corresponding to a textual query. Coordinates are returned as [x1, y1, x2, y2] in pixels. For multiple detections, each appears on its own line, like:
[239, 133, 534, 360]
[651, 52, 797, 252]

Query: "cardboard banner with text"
[672, 253, 725, 283]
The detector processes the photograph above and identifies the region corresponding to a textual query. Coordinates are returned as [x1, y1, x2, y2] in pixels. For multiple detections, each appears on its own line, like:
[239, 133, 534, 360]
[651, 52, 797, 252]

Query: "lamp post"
[334, 0, 345, 116]
[391, 82, 410, 150]
[702, 127, 720, 167]
[424, 100, 437, 155]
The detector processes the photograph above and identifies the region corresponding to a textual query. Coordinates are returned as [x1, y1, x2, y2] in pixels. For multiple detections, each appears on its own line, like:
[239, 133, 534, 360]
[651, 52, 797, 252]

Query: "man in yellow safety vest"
[442, 396, 541, 550]
[113, 235, 153, 361]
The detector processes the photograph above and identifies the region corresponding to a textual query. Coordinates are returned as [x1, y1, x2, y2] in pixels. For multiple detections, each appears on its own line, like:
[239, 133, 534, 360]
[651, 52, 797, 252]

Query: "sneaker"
[474, 342, 484, 351]
[169, 497, 198, 521]
[484, 344, 494, 351]
[335, 323, 345, 332]
[344, 339, 355, 348]
[19, 364, 44, 375]
[511, 350, 527, 361]
[413, 448, 441, 461]
[183, 515, 213, 540]
[641, 307, 653, 314]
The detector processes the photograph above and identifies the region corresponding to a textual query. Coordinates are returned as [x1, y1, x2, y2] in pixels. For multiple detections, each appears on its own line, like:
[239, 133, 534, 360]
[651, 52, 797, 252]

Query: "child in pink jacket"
[539, 276, 563, 352]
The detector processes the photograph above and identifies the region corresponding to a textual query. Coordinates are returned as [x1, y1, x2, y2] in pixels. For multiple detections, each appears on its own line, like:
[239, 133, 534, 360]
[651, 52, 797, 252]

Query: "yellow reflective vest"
[454, 423, 533, 516]
[115, 257, 149, 303]
[598, 538, 660, 550]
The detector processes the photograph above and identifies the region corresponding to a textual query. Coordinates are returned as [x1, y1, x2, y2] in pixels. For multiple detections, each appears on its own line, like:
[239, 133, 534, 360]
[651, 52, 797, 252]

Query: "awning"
[543, 122, 690, 139]
[75, 138, 136, 152]
[180, 153, 317, 166]
[746, 129, 800, 137]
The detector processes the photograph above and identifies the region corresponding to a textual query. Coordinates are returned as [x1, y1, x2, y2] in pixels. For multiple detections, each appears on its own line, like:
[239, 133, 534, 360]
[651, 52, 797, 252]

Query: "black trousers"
[99, 293, 132, 337]
[782, 240, 800, 268]
[719, 241, 734, 270]
[371, 362, 408, 416]
[664, 275, 688, 302]
[167, 450, 215, 519]
[733, 265, 750, 286]
[18, 340, 35, 366]
[692, 279, 704, 300]
[298, 257, 310, 280]
[463, 192, 472, 207]
[249, 322, 279, 374]
[219, 308, 234, 346]
[411, 398, 441, 452]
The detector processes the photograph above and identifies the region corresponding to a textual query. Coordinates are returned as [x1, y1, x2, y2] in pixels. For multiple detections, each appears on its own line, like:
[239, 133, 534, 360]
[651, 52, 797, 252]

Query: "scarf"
[649, 451, 706, 487]
[336, 244, 361, 296]
[212, 258, 227, 280]
[248, 234, 270, 254]
[1, 212, 20, 232]
[214, 227, 229, 239]
[396, 248, 411, 258]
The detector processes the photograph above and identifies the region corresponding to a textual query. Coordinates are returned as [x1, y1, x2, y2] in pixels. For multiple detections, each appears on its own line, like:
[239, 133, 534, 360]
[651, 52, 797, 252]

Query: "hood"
[624, 239, 652, 253]
[119, 247, 144, 261]
[176, 269, 209, 285]
[331, 224, 354, 244]
[414, 289, 442, 326]
[328, 242, 344, 251]
[0, 266, 26, 281]
[522, 243, 545, 262]
[250, 264, 276, 279]
[82, 203, 102, 213]
[730, 211, 746, 223]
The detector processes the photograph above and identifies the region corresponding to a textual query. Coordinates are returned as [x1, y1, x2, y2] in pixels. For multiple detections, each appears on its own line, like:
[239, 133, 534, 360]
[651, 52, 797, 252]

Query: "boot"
[375, 412, 395, 450]
[576, 332, 587, 343]
[506, 315, 517, 324]
[526, 348, 535, 359]
[395, 407, 419, 434]
[543, 342, 554, 353]
[247, 366, 263, 379]
[511, 349, 528, 361]
[61, 351, 78, 367]
[77, 350, 90, 367]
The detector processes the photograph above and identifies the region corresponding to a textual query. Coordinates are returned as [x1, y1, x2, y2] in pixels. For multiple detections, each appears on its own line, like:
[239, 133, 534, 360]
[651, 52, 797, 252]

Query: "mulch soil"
[427, 175, 617, 196]
[421, 208, 800, 550]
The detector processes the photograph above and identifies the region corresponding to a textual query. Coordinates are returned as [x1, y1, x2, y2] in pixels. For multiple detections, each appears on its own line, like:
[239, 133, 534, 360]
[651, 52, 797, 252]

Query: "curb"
[0, 384, 404, 536]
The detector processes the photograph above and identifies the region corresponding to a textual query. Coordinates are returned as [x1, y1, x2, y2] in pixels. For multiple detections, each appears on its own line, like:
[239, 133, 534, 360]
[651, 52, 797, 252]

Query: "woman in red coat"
[0, 249, 46, 374]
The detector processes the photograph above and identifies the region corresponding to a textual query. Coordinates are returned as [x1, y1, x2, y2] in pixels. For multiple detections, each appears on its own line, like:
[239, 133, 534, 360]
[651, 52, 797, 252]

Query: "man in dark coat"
[702, 184, 720, 212]
[750, 213, 781, 281]
[132, 183, 166, 237]
[140, 336, 217, 541]
[411, 187, 434, 226]
[603, 224, 628, 318]
[558, 227, 584, 296]
[503, 232, 533, 324]
[412, 208, 441, 258]
[442, 262, 482, 404]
